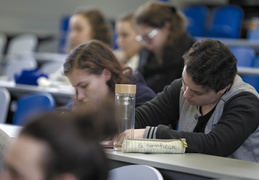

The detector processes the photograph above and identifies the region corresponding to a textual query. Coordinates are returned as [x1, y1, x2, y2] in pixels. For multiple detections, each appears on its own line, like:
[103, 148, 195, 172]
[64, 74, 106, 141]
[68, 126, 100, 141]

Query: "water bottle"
[114, 84, 136, 150]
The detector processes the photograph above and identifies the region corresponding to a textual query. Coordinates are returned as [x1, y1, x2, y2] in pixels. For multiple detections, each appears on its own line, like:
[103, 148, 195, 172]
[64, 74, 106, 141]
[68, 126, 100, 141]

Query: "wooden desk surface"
[106, 149, 259, 180]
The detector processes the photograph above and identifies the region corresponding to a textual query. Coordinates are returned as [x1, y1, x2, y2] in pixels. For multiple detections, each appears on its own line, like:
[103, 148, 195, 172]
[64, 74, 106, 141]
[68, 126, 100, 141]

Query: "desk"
[0, 80, 74, 105]
[195, 37, 259, 53]
[1, 123, 258, 180]
[0, 123, 21, 138]
[237, 66, 259, 75]
[106, 150, 259, 180]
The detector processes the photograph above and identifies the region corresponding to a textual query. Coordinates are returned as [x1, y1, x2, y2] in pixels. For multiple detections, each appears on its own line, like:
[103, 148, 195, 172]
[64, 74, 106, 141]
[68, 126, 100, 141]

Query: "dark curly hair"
[183, 39, 237, 92]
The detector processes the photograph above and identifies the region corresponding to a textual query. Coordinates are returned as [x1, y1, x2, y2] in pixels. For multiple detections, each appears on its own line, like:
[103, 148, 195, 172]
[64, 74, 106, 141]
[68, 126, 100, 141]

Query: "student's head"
[116, 12, 141, 59]
[134, 1, 186, 53]
[68, 7, 112, 51]
[181, 39, 237, 106]
[3, 100, 117, 180]
[63, 40, 131, 104]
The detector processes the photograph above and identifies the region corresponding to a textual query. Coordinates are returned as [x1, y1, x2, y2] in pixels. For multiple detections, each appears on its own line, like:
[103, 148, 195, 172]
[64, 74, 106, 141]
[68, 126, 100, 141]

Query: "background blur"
[1, 0, 259, 52]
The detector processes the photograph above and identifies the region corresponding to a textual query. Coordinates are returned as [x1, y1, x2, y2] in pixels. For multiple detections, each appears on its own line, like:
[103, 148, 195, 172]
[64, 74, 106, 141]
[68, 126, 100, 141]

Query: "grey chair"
[109, 165, 163, 180]
[0, 33, 7, 57]
[2, 55, 37, 81]
[7, 34, 37, 56]
[0, 88, 11, 123]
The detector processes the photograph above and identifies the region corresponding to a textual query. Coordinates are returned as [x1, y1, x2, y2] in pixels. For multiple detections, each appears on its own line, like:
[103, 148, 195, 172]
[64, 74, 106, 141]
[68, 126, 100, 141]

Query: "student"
[134, 1, 195, 93]
[114, 12, 141, 72]
[63, 40, 156, 108]
[67, 7, 112, 52]
[118, 39, 259, 162]
[2, 99, 117, 180]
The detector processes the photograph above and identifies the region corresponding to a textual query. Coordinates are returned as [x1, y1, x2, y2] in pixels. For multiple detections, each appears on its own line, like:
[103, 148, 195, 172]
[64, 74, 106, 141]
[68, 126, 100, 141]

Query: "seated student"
[2, 99, 117, 180]
[116, 39, 259, 162]
[67, 7, 112, 52]
[133, 1, 195, 93]
[114, 12, 141, 72]
[39, 7, 112, 86]
[63, 40, 156, 108]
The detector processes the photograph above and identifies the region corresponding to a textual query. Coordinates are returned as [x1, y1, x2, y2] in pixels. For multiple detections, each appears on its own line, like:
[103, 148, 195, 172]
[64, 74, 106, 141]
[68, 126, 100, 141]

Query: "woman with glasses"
[134, 1, 195, 93]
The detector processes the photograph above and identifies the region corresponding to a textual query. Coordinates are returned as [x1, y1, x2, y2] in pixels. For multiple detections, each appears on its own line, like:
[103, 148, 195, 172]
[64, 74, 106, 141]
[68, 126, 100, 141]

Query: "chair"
[2, 56, 37, 81]
[0, 33, 7, 57]
[206, 5, 244, 39]
[12, 93, 56, 125]
[108, 165, 163, 180]
[40, 61, 64, 77]
[230, 46, 259, 92]
[7, 34, 38, 56]
[0, 88, 10, 123]
[182, 5, 209, 37]
[229, 46, 256, 67]
[247, 27, 259, 41]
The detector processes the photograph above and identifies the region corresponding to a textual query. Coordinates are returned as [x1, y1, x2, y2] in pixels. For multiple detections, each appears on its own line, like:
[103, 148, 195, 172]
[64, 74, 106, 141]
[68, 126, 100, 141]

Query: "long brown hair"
[64, 40, 132, 93]
[134, 1, 186, 46]
[68, 7, 112, 50]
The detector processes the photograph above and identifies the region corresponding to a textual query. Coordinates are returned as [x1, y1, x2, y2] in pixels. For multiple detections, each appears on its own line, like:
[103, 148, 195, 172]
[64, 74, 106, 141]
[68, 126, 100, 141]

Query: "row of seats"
[182, 4, 244, 38]
[0, 88, 56, 125]
[0, 33, 39, 80]
[230, 46, 259, 91]
[0, 33, 37, 58]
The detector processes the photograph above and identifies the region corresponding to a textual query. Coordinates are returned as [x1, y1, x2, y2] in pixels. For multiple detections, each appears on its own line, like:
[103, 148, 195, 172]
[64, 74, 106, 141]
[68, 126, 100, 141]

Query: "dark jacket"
[138, 32, 195, 93]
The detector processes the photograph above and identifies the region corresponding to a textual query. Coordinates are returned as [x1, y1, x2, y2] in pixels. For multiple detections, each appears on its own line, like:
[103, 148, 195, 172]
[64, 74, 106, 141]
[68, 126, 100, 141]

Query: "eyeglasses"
[136, 29, 158, 42]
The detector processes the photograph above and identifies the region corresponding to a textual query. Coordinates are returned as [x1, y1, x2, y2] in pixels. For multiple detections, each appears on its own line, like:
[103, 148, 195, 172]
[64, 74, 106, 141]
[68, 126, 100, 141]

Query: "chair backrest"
[241, 75, 259, 93]
[0, 33, 7, 57]
[247, 28, 259, 41]
[3, 56, 37, 80]
[206, 5, 244, 38]
[108, 165, 163, 180]
[7, 34, 38, 56]
[229, 46, 256, 67]
[0, 88, 10, 123]
[13, 93, 56, 125]
[183, 5, 209, 37]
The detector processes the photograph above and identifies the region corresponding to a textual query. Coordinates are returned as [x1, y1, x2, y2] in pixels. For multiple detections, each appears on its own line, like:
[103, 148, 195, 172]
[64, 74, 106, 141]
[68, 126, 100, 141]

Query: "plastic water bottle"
[114, 84, 136, 150]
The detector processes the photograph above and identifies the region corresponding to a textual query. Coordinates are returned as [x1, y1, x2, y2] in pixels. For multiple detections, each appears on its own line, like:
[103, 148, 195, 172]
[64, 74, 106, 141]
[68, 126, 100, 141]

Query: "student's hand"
[109, 129, 146, 146]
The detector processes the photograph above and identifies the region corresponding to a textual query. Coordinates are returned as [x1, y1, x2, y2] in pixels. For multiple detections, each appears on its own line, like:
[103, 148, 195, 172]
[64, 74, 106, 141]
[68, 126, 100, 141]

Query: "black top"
[138, 32, 195, 93]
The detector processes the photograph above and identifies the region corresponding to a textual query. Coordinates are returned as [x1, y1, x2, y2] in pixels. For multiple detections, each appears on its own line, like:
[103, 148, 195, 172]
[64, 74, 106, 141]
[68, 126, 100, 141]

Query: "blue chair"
[13, 93, 56, 125]
[206, 5, 244, 39]
[241, 75, 259, 92]
[247, 27, 259, 41]
[182, 5, 209, 37]
[230, 46, 259, 92]
[230, 46, 256, 67]
[247, 28, 259, 67]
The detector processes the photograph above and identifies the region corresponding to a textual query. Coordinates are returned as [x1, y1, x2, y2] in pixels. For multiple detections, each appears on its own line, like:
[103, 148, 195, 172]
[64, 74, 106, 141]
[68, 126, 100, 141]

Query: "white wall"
[0, 0, 227, 52]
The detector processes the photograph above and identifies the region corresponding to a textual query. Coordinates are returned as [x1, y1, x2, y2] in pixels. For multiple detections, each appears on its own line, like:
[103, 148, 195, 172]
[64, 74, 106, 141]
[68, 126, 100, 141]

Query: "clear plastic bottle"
[114, 84, 136, 150]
